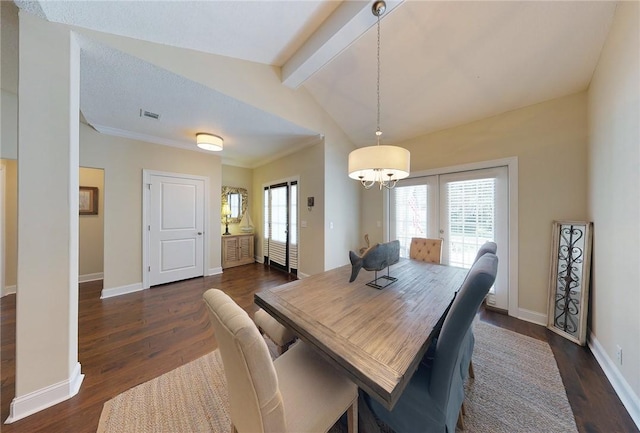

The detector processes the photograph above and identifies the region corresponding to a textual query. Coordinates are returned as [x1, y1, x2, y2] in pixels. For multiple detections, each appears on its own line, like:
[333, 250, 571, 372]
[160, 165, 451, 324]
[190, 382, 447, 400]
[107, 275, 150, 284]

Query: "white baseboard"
[589, 332, 640, 429]
[5, 362, 84, 424]
[2, 284, 16, 297]
[254, 256, 264, 264]
[298, 272, 310, 279]
[208, 267, 223, 276]
[516, 308, 547, 326]
[79, 272, 103, 283]
[101, 282, 143, 299]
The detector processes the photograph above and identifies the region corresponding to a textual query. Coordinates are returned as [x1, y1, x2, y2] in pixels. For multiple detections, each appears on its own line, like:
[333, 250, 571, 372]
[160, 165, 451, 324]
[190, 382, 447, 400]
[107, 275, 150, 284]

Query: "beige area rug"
[97, 321, 578, 433]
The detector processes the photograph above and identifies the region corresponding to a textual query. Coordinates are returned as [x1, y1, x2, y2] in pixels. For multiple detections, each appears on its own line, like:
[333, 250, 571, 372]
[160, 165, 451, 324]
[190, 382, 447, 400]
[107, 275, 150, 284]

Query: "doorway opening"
[263, 180, 298, 276]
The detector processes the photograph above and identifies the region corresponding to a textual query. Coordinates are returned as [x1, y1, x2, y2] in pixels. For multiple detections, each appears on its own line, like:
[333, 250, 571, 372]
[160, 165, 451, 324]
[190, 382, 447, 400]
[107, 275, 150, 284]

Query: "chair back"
[409, 238, 443, 264]
[429, 254, 498, 426]
[203, 289, 286, 433]
[473, 241, 497, 264]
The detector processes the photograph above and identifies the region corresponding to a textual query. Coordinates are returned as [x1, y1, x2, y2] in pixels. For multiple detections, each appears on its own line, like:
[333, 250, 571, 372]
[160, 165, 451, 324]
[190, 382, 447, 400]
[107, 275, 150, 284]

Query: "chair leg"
[347, 398, 358, 433]
[457, 409, 465, 430]
[468, 359, 475, 379]
[231, 423, 238, 433]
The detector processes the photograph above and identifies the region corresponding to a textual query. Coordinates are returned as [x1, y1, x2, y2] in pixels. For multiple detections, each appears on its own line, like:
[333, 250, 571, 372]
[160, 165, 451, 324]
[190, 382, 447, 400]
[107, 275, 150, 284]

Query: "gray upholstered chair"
[203, 289, 358, 433]
[461, 241, 498, 380]
[366, 253, 498, 433]
[409, 237, 443, 264]
[254, 308, 296, 355]
[473, 241, 497, 264]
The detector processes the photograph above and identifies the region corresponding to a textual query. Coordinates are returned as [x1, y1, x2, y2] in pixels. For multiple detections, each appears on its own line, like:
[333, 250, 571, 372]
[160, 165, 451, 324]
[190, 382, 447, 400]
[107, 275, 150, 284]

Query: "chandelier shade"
[196, 133, 223, 151]
[348, 145, 410, 182]
[347, 0, 410, 190]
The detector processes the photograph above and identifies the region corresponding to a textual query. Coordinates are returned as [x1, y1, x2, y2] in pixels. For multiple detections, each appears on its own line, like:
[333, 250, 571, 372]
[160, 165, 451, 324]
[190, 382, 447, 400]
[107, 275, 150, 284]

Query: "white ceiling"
[14, 1, 617, 168]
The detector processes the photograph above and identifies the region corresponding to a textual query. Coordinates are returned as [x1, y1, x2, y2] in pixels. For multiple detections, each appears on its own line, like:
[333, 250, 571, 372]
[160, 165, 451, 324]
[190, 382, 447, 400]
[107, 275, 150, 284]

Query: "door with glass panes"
[263, 181, 298, 275]
[390, 167, 508, 309]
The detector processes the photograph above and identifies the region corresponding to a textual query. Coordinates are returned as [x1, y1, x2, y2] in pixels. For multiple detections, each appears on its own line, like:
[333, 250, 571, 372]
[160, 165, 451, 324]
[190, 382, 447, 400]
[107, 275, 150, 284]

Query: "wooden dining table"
[254, 258, 467, 410]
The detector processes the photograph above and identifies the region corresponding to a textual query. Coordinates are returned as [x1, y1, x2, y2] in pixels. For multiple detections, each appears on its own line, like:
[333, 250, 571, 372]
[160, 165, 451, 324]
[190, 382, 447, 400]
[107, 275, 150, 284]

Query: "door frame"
[385, 157, 518, 317]
[261, 176, 300, 274]
[142, 169, 210, 289]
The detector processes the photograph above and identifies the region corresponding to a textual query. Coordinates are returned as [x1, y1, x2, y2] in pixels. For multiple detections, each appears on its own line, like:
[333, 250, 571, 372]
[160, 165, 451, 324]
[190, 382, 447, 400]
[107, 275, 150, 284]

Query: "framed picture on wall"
[79, 186, 99, 215]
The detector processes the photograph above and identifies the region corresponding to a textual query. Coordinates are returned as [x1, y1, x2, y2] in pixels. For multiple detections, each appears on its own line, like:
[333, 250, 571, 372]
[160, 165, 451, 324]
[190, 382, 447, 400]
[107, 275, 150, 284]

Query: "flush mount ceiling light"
[196, 133, 224, 152]
[348, 0, 410, 190]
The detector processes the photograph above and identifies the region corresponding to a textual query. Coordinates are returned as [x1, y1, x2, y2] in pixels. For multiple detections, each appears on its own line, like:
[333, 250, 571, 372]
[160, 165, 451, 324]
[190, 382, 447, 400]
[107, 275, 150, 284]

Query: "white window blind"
[445, 178, 496, 268]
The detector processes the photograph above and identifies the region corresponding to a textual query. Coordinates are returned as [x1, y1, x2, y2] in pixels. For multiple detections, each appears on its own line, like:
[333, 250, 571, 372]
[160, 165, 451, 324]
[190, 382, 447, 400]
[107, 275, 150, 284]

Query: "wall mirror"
[221, 186, 248, 224]
[546, 220, 593, 346]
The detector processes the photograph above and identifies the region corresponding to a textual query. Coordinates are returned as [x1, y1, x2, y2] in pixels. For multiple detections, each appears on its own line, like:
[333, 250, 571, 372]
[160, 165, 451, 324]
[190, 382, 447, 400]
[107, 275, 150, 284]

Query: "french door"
[390, 166, 509, 309]
[263, 181, 298, 275]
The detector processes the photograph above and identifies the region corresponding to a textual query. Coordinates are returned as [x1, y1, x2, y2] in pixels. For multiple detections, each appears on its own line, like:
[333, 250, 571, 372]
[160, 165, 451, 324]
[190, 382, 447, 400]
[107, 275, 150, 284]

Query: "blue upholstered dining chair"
[460, 241, 498, 380]
[473, 241, 497, 265]
[365, 253, 498, 433]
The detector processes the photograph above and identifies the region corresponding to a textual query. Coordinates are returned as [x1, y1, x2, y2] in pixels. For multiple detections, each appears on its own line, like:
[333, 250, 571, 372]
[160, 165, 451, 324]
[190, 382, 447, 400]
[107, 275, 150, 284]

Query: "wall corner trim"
[79, 272, 104, 283]
[516, 308, 547, 326]
[100, 282, 144, 299]
[1, 285, 17, 298]
[208, 267, 223, 276]
[5, 362, 84, 424]
[589, 331, 640, 429]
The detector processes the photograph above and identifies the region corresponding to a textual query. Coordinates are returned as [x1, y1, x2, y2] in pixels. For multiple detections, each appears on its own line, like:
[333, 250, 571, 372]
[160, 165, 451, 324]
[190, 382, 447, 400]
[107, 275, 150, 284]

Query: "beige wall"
[221, 165, 252, 236]
[1, 89, 18, 159]
[361, 92, 589, 316]
[16, 9, 81, 401]
[3, 159, 17, 290]
[76, 27, 361, 275]
[253, 140, 326, 276]
[79, 167, 104, 277]
[80, 123, 222, 291]
[588, 1, 640, 404]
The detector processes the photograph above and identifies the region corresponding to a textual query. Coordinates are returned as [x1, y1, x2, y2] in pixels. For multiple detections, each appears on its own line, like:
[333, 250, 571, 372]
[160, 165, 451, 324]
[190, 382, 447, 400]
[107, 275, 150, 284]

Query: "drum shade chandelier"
[348, 0, 410, 190]
[196, 132, 224, 151]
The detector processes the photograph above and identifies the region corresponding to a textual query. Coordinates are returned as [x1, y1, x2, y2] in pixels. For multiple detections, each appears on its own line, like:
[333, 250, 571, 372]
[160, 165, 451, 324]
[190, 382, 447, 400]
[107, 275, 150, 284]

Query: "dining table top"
[254, 258, 468, 409]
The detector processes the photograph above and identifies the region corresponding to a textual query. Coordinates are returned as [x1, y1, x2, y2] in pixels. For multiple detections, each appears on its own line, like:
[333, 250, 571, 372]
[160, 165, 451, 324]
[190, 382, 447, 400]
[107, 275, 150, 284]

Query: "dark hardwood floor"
[1, 263, 637, 433]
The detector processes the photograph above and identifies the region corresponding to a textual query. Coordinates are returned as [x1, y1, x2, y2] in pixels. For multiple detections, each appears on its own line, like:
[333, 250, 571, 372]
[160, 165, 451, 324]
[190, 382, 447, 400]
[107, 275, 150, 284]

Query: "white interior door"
[148, 173, 204, 286]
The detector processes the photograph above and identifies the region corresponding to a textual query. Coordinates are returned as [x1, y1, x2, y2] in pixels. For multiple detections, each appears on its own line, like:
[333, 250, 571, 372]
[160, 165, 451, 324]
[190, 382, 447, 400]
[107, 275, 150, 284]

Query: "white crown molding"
[90, 123, 199, 152]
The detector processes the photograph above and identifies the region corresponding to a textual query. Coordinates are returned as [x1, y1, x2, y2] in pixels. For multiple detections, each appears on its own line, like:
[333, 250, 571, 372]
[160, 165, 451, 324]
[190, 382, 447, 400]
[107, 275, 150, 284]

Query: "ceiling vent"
[140, 109, 160, 120]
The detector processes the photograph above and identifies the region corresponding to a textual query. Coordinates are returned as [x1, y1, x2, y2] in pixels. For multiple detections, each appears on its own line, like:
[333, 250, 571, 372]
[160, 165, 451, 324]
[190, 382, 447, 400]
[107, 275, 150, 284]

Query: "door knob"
[197, 232, 203, 235]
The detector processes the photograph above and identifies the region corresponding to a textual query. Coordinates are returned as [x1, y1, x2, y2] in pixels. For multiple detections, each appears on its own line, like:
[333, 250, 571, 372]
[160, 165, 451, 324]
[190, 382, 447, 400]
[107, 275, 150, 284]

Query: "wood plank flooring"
[1, 263, 637, 433]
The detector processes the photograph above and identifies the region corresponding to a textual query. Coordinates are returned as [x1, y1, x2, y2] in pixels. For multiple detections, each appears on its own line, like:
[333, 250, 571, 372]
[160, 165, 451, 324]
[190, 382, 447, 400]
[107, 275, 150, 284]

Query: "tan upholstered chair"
[203, 289, 358, 433]
[409, 238, 443, 264]
[254, 308, 296, 355]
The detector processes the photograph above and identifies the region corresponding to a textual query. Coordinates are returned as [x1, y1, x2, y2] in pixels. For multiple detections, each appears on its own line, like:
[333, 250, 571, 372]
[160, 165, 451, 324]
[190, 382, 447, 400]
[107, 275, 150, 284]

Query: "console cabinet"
[222, 234, 255, 269]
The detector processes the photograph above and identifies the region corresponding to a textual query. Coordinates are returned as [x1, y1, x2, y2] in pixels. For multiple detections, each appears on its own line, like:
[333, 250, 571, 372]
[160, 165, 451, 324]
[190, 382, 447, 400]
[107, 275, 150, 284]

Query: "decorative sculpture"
[349, 239, 400, 289]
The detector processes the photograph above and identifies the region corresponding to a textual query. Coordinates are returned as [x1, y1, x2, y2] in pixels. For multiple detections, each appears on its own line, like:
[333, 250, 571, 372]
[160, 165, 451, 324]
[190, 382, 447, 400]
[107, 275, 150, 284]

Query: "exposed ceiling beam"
[281, 0, 403, 89]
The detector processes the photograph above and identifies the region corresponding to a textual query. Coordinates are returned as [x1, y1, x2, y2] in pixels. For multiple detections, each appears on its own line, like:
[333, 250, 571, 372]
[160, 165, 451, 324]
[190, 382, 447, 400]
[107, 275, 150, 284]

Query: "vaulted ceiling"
[14, 1, 617, 167]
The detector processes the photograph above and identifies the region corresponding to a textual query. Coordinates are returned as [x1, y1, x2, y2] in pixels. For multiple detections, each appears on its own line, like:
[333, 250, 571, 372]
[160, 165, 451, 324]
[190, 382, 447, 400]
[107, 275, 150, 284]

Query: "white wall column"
[7, 12, 82, 423]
